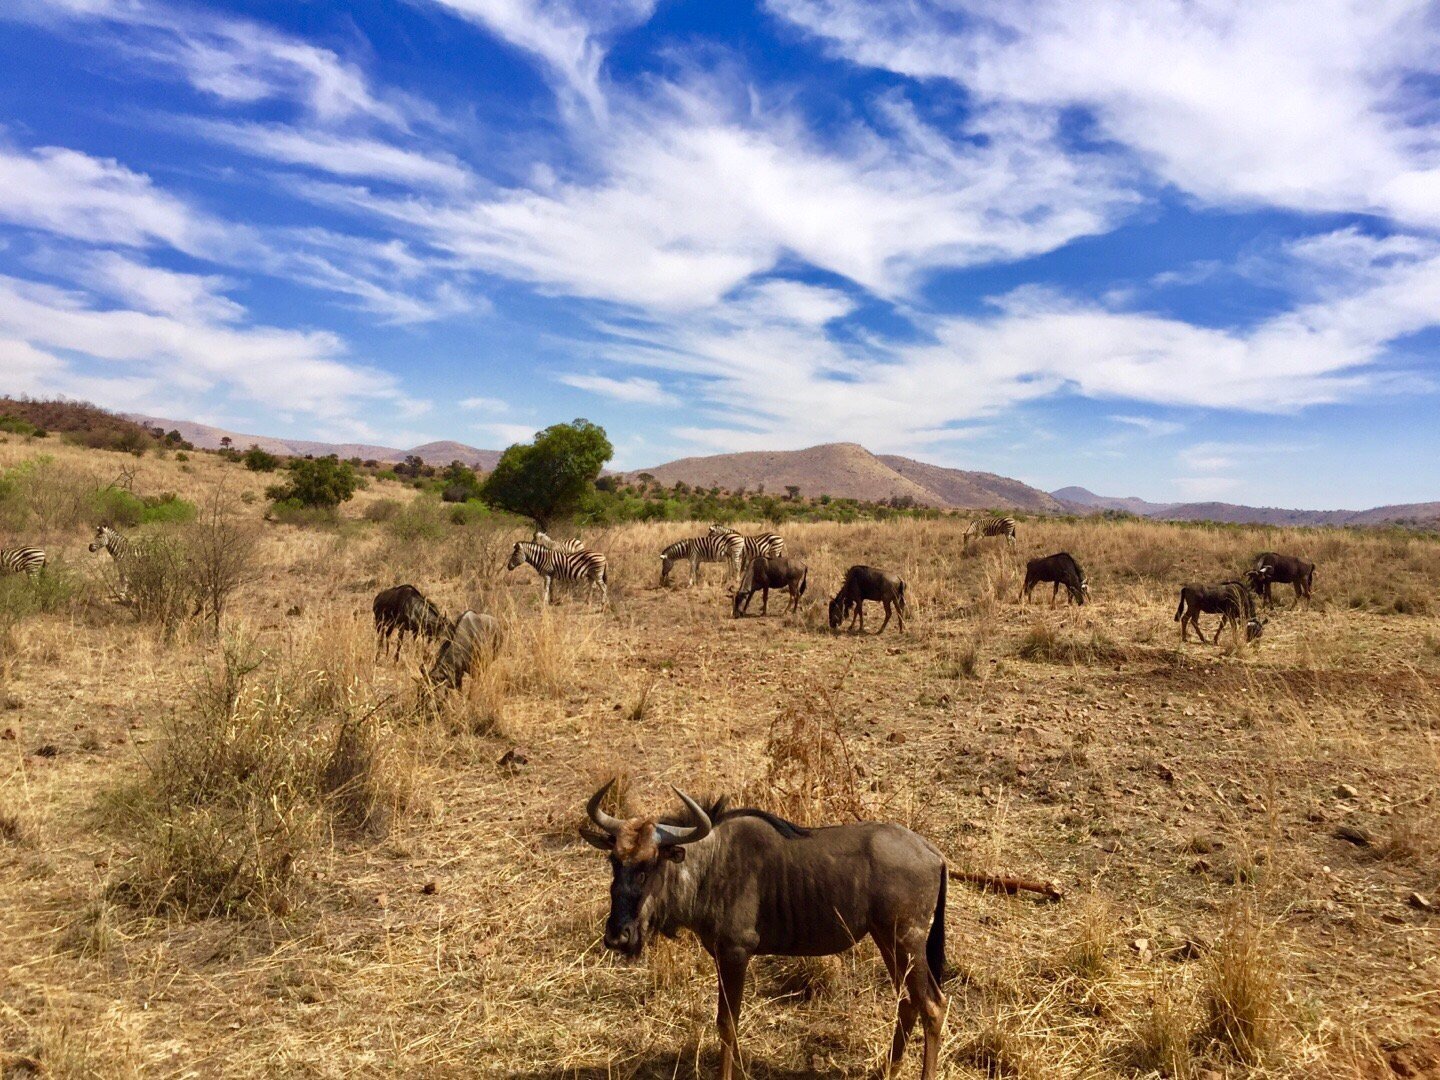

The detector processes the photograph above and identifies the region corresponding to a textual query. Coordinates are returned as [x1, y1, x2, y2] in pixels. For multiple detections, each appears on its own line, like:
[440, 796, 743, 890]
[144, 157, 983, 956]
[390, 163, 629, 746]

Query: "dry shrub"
[0, 801, 24, 844]
[1197, 905, 1282, 1066]
[937, 629, 986, 680]
[753, 678, 867, 824]
[1127, 983, 1195, 1077]
[185, 485, 262, 631]
[1063, 898, 1114, 981]
[957, 1011, 1045, 1080]
[1017, 621, 1128, 665]
[1378, 803, 1440, 863]
[105, 633, 413, 918]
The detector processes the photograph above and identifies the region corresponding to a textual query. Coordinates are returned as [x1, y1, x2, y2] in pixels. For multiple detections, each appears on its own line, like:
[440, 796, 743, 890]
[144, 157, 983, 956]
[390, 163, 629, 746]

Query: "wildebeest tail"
[897, 581, 907, 612]
[799, 567, 807, 597]
[927, 864, 948, 986]
[1174, 592, 1186, 621]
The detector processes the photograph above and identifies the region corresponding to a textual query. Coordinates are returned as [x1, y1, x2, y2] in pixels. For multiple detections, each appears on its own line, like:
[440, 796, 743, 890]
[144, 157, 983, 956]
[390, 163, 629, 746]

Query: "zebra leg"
[543, 575, 553, 605]
[690, 554, 699, 587]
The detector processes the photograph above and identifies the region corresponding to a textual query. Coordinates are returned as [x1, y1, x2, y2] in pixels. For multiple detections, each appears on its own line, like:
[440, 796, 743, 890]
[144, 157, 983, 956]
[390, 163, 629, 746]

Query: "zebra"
[89, 523, 139, 564]
[708, 524, 785, 569]
[962, 515, 1016, 550]
[507, 540, 608, 605]
[660, 532, 743, 586]
[533, 531, 585, 553]
[0, 547, 47, 576]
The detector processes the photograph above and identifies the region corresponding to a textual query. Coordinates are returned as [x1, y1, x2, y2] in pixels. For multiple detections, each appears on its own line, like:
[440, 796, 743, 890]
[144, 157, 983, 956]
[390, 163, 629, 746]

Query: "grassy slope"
[0, 438, 1437, 1078]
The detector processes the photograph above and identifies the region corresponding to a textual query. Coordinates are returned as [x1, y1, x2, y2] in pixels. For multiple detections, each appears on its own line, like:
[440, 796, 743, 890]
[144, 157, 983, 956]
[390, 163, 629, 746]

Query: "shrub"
[139, 492, 197, 525]
[266, 456, 359, 509]
[363, 498, 403, 523]
[186, 488, 262, 632]
[242, 447, 281, 472]
[267, 498, 339, 526]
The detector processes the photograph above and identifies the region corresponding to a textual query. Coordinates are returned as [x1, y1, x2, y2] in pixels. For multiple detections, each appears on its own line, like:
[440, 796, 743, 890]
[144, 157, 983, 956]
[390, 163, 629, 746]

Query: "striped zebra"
[533, 531, 585, 553]
[89, 523, 139, 563]
[507, 540, 608, 605]
[660, 532, 743, 586]
[0, 546, 47, 576]
[963, 515, 1016, 549]
[708, 524, 785, 568]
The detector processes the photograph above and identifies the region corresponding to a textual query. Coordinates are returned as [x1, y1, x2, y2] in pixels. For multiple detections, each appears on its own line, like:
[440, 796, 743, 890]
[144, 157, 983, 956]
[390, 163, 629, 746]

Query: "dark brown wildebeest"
[372, 584, 450, 658]
[732, 556, 807, 617]
[1175, 580, 1263, 644]
[829, 565, 907, 633]
[582, 781, 947, 1080]
[427, 610, 503, 689]
[1249, 552, 1315, 607]
[1020, 552, 1088, 605]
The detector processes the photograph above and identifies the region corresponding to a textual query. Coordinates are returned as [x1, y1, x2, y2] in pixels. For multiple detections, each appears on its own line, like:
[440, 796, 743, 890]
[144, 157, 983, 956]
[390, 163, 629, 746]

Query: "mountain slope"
[1051, 486, 1174, 516]
[629, 443, 1059, 509]
[1051, 486, 1440, 528]
[125, 415, 499, 468]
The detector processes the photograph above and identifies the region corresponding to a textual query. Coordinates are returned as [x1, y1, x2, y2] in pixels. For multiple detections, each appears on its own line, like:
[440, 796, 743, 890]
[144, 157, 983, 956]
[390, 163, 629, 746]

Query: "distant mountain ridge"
[627, 442, 1060, 510]
[1051, 486, 1440, 529]
[125, 415, 501, 469]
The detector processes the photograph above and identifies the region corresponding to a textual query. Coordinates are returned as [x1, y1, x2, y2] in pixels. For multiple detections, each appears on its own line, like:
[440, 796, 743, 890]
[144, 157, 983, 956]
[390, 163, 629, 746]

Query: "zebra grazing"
[534, 531, 585, 553]
[507, 540, 608, 605]
[963, 515, 1016, 549]
[660, 532, 743, 586]
[708, 524, 785, 568]
[0, 547, 47, 576]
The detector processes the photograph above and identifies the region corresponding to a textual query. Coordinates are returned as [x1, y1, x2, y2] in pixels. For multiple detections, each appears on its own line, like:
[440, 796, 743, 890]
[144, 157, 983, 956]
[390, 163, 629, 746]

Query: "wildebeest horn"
[654, 786, 712, 846]
[586, 780, 625, 835]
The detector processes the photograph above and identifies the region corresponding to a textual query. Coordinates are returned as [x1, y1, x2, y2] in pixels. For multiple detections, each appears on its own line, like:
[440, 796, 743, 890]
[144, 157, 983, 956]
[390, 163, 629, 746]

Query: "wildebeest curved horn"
[654, 785, 713, 846]
[586, 780, 625, 835]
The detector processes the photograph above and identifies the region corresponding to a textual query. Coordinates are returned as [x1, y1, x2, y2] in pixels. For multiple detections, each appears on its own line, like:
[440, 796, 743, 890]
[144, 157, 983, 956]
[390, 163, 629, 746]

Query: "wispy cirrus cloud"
[558, 372, 678, 405]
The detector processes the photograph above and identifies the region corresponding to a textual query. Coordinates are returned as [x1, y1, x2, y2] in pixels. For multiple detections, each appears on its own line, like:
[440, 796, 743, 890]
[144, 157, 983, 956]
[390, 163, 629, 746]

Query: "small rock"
[1334, 824, 1374, 847]
[980, 785, 993, 797]
[31, 744, 58, 758]
[1098, 838, 1121, 854]
[286, 604, 303, 617]
[1198, 1070, 1224, 1080]
[886, 732, 907, 745]
[1130, 937, 1150, 953]
[1155, 763, 1176, 784]
[375, 892, 389, 909]
[421, 881, 438, 896]
[497, 747, 529, 770]
[1335, 783, 1359, 799]
[1408, 892, 1434, 911]
[1, 727, 13, 740]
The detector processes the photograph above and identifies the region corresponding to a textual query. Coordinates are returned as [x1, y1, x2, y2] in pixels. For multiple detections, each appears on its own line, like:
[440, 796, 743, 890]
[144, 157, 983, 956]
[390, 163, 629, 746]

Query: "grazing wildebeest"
[372, 584, 450, 657]
[1175, 580, 1263, 644]
[829, 565, 907, 633]
[427, 610, 503, 689]
[731, 556, 807, 617]
[1250, 552, 1315, 607]
[1020, 552, 1088, 605]
[582, 781, 947, 1080]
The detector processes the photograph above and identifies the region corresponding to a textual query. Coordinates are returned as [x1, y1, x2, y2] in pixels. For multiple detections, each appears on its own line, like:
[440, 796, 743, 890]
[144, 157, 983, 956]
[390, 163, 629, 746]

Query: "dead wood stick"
[953, 870, 1064, 901]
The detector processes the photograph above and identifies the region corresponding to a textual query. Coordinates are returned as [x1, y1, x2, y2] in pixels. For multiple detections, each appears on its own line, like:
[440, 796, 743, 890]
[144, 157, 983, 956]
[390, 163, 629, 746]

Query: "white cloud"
[475, 421, 538, 445]
[1173, 476, 1243, 500]
[459, 395, 510, 412]
[766, 0, 1440, 226]
[557, 373, 679, 405]
[319, 82, 1129, 310]
[71, 251, 243, 322]
[422, 0, 658, 117]
[190, 121, 472, 190]
[1109, 415, 1183, 437]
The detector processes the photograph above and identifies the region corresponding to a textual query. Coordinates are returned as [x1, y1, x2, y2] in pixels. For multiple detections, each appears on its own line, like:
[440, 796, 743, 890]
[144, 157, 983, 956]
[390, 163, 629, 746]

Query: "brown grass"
[1, 438, 1438, 1077]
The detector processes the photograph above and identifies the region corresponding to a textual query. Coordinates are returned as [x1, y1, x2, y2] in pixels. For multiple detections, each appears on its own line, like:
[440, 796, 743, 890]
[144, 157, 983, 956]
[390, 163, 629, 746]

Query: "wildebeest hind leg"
[875, 937, 918, 1074]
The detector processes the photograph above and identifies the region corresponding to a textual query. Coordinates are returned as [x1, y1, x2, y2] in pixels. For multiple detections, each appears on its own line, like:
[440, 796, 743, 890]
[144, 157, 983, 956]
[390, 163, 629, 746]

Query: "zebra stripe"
[89, 524, 139, 562]
[507, 540, 608, 605]
[963, 515, 1016, 547]
[660, 532, 743, 585]
[533, 531, 585, 553]
[708, 524, 786, 566]
[0, 547, 46, 576]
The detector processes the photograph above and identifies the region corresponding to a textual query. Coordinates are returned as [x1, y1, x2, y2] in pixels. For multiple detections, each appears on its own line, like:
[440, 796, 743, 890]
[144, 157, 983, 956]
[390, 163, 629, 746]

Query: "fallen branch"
[953, 870, 1064, 901]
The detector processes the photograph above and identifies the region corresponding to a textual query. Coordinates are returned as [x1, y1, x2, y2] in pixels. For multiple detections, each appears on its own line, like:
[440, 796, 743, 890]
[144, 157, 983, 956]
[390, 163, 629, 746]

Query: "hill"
[124, 415, 500, 468]
[627, 443, 1060, 510]
[1, 396, 163, 453]
[1052, 486, 1440, 529]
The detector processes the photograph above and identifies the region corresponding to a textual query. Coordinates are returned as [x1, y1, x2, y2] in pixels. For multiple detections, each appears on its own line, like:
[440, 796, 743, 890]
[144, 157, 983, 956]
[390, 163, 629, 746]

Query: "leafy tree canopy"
[266, 455, 359, 508]
[480, 419, 613, 528]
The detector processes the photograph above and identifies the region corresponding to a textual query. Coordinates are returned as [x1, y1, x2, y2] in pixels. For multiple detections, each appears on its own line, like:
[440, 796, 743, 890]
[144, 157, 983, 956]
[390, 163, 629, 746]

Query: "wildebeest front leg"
[715, 948, 749, 1080]
[1051, 581, 1060, 605]
[878, 600, 893, 633]
[760, 586, 770, 615]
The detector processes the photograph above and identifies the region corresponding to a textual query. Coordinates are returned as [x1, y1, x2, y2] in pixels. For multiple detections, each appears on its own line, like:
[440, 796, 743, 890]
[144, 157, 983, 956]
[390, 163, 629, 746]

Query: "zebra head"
[89, 523, 114, 552]
[506, 541, 529, 570]
[708, 523, 736, 537]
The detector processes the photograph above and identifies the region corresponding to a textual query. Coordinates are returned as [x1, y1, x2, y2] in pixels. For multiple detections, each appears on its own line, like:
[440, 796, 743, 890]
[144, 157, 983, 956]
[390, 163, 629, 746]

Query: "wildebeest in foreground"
[1020, 552, 1088, 605]
[582, 781, 947, 1080]
[1248, 551, 1315, 607]
[732, 556, 807, 618]
[1175, 581, 1263, 644]
[829, 565, 907, 633]
[427, 610, 503, 689]
[373, 584, 450, 657]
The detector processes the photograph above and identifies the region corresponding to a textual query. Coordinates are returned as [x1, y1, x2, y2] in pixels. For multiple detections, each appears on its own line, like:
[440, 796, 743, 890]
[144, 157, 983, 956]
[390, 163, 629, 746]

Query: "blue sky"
[2, 0, 1439, 508]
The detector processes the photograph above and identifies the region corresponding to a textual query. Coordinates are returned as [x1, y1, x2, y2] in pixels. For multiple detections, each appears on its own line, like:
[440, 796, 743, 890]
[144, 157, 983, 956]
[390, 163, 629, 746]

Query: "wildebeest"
[1175, 580, 1263, 644]
[731, 556, 807, 617]
[1020, 552, 1088, 605]
[1249, 552, 1315, 607]
[582, 781, 947, 1080]
[829, 565, 907, 633]
[373, 584, 450, 657]
[427, 610, 503, 689]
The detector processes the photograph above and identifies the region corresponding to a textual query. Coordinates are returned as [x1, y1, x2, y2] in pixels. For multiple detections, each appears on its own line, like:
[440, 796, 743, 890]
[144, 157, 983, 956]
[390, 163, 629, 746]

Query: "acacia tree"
[480, 419, 613, 529]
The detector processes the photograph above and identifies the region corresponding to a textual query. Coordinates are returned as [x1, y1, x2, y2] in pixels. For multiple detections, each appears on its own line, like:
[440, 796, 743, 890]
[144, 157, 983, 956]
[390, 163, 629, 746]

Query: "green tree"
[480, 419, 613, 528]
[440, 460, 483, 503]
[242, 446, 281, 472]
[266, 456, 359, 509]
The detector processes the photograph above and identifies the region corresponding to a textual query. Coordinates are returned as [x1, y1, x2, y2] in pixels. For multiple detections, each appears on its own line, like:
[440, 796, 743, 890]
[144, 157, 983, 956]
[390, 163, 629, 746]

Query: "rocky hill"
[628, 443, 1057, 510]
[1052, 486, 1440, 529]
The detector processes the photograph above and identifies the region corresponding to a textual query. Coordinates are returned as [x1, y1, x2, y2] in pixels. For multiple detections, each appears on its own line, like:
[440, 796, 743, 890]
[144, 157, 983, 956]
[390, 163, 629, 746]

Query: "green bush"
[0, 415, 42, 437]
[139, 492, 197, 525]
[242, 447, 281, 472]
[92, 488, 147, 528]
[266, 457, 359, 509]
[267, 498, 338, 526]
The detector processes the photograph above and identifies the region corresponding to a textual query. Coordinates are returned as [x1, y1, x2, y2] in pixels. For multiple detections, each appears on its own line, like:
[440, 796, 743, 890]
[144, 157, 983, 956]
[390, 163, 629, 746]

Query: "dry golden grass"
[1, 438, 1438, 1078]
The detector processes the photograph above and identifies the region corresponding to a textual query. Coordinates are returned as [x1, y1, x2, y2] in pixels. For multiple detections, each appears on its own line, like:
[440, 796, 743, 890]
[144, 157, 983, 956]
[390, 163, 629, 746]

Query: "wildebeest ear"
[660, 845, 686, 863]
[579, 827, 615, 851]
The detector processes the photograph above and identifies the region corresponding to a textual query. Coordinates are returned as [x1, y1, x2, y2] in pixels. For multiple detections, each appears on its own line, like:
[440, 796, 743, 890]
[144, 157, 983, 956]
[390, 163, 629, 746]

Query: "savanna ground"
[1, 438, 1438, 1079]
